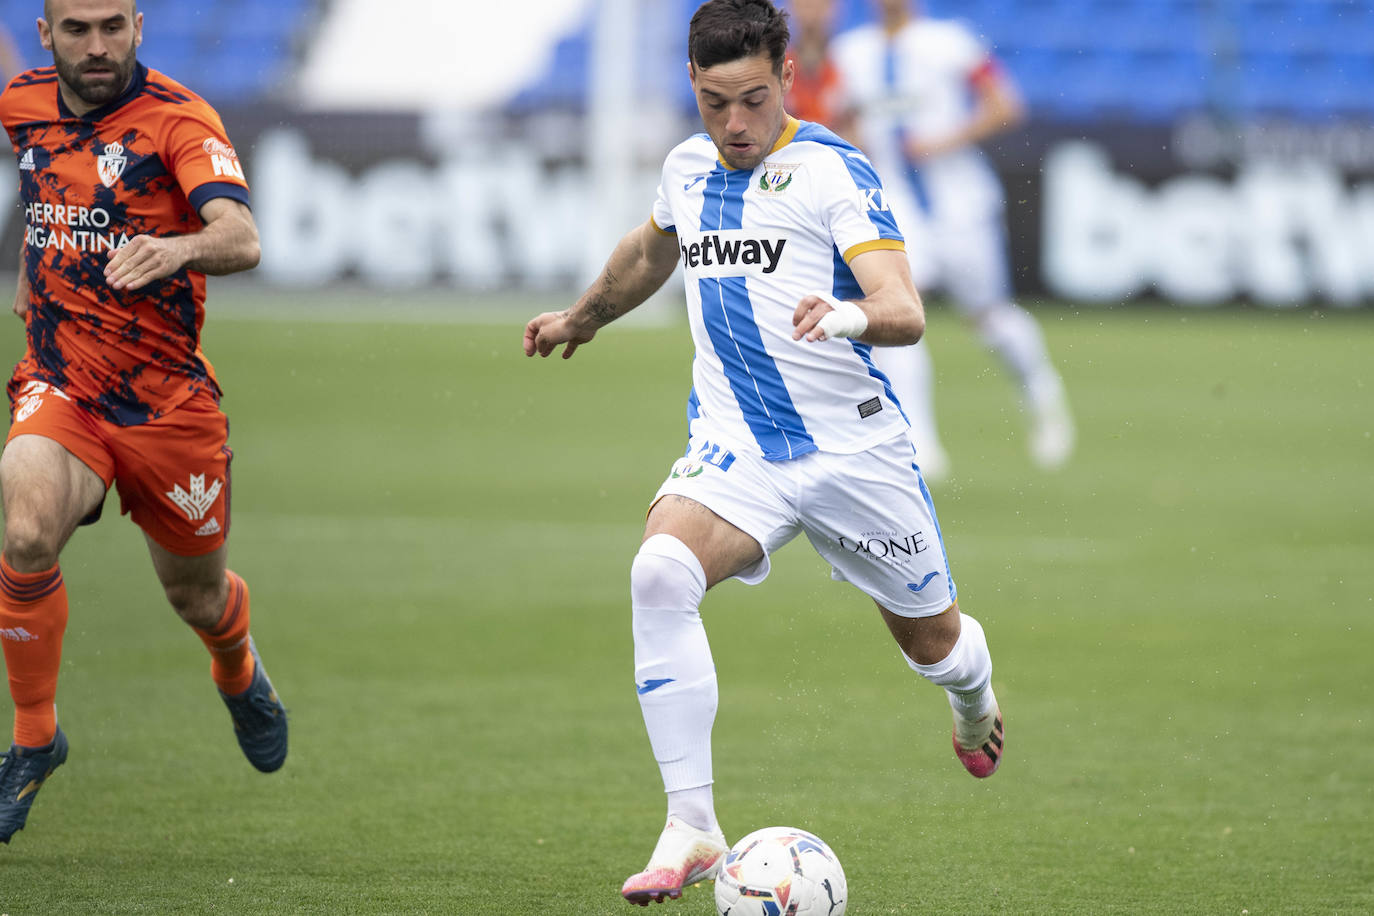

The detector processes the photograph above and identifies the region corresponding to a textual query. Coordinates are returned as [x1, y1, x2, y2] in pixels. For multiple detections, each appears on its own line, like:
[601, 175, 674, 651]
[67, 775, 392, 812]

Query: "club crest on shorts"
[670, 458, 705, 479]
[96, 141, 128, 188]
[166, 473, 222, 522]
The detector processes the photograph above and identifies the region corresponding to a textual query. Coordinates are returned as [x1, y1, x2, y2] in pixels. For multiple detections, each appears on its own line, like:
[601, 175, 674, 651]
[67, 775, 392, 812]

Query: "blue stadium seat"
[455, 0, 1374, 125]
[508, 28, 592, 112]
[1120, 48, 1209, 120]
[0, 0, 315, 102]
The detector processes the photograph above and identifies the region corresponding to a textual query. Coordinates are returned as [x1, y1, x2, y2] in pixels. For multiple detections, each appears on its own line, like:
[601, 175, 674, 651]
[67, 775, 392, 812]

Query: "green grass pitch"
[0, 289, 1369, 914]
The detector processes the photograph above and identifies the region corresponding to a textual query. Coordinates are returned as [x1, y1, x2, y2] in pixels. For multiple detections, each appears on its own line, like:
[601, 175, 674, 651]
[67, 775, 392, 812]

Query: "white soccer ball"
[713, 826, 847, 916]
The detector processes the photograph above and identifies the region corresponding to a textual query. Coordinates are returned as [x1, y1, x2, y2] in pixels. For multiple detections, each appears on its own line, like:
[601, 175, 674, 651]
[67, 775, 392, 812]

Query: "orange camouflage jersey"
[0, 62, 251, 426]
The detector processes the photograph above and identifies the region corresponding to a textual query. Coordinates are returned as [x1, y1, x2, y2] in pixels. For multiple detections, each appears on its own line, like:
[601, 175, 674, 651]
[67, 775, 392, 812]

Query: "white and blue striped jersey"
[830, 18, 1006, 223]
[651, 117, 910, 461]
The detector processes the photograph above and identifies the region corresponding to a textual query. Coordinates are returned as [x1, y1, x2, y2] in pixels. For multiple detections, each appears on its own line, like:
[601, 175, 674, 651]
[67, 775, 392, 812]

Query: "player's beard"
[53, 47, 138, 108]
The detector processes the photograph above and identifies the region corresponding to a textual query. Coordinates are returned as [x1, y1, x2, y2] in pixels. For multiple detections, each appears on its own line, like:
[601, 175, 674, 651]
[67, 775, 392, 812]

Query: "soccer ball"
[713, 826, 847, 916]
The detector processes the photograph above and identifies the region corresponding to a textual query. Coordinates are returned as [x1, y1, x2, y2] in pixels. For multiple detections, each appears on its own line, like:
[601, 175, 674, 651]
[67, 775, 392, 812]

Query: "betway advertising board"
[1, 108, 1370, 307]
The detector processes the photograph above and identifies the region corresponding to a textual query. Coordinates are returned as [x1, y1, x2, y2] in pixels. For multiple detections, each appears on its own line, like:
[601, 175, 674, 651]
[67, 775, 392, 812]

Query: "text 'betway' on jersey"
[679, 230, 790, 278]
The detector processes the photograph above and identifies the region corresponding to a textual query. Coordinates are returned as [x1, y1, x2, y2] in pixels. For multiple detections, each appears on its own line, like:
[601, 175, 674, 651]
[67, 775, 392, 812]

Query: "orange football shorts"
[6, 378, 232, 556]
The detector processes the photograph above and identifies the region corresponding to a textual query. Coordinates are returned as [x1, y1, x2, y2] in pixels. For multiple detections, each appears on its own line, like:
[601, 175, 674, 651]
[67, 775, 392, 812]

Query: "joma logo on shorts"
[680, 231, 788, 276]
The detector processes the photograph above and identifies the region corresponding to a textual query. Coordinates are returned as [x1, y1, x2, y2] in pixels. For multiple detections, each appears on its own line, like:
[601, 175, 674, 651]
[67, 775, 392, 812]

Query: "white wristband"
[813, 293, 869, 340]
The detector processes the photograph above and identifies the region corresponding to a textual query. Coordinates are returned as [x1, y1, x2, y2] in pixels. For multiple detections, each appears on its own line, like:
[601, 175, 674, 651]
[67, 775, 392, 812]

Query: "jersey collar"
[717, 116, 801, 170]
[57, 61, 148, 121]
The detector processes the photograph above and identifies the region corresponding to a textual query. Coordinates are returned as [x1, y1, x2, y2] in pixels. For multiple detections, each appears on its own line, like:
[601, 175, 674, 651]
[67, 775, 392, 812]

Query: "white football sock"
[666, 786, 718, 834]
[904, 614, 997, 747]
[631, 533, 719, 831]
[976, 302, 1065, 412]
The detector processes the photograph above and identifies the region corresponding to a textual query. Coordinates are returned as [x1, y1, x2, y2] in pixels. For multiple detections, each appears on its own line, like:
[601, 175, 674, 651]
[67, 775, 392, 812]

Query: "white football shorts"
[651, 428, 958, 617]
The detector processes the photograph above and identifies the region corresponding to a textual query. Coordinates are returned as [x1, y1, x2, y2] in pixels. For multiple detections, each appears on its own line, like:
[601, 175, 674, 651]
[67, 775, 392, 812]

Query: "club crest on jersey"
[96, 142, 128, 188]
[757, 163, 798, 195]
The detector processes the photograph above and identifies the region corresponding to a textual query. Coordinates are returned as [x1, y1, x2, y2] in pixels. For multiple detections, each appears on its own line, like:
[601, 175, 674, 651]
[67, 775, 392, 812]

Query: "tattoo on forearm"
[585, 293, 621, 326]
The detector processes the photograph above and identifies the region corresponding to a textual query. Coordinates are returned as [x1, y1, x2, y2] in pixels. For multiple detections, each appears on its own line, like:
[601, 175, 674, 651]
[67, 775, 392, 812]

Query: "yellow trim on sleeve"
[842, 238, 906, 262]
[650, 215, 676, 236]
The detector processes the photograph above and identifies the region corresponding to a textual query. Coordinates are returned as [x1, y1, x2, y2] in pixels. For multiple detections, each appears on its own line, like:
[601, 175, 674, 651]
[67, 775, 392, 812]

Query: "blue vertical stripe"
[849, 340, 908, 422]
[831, 245, 864, 300]
[915, 462, 957, 604]
[696, 166, 813, 461]
[884, 39, 932, 215]
[683, 384, 701, 456]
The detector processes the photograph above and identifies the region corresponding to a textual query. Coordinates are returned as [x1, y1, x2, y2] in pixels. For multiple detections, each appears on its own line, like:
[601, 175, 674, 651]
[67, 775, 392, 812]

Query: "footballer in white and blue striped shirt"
[522, 0, 1003, 906]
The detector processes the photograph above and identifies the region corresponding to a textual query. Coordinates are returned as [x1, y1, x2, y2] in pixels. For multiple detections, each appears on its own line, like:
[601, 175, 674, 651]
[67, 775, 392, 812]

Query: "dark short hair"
[688, 0, 790, 75]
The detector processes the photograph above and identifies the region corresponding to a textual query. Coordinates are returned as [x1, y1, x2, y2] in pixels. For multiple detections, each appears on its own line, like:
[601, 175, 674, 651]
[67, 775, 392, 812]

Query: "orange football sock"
[0, 557, 68, 748]
[193, 570, 255, 696]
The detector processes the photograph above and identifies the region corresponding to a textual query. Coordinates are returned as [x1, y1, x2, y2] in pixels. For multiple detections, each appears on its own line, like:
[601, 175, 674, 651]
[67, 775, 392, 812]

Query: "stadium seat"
[447, 0, 1374, 125]
[0, 0, 317, 102]
[1120, 48, 1209, 120]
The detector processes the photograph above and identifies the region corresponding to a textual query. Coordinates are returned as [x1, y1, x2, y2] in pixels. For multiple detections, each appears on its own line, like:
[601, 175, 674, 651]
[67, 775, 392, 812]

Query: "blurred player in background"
[832, 0, 1075, 475]
[0, 0, 286, 844]
[526, 0, 1002, 905]
[784, 0, 849, 135]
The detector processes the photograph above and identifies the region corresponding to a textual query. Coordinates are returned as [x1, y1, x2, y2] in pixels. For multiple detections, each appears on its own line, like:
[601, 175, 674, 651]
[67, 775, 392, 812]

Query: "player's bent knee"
[1, 518, 64, 571]
[631, 534, 708, 614]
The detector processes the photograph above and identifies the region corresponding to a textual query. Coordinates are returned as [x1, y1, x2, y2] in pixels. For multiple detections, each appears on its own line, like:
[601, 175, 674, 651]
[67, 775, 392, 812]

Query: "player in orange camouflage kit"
[0, 0, 287, 844]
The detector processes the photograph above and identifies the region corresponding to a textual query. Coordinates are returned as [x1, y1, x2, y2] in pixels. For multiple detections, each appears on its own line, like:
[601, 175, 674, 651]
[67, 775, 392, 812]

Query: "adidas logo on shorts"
[195, 518, 222, 537]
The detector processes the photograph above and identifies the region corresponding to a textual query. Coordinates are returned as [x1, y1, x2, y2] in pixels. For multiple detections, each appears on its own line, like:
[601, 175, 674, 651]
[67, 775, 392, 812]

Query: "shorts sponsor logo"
[96, 141, 128, 188]
[0, 626, 38, 642]
[166, 473, 223, 522]
[195, 517, 222, 537]
[838, 529, 929, 562]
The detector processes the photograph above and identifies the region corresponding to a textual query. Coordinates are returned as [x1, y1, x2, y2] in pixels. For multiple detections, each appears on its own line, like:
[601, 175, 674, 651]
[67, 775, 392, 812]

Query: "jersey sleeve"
[158, 100, 252, 213]
[812, 146, 904, 262]
[948, 20, 995, 82]
[651, 160, 677, 235]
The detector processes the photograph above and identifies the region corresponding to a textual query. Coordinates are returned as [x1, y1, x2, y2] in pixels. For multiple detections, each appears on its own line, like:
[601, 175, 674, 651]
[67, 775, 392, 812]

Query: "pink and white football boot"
[954, 707, 1004, 778]
[621, 818, 728, 906]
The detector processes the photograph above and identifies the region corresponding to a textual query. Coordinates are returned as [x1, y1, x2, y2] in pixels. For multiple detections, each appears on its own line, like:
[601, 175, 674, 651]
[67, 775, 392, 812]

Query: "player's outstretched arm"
[104, 197, 261, 292]
[792, 248, 924, 347]
[523, 220, 680, 360]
